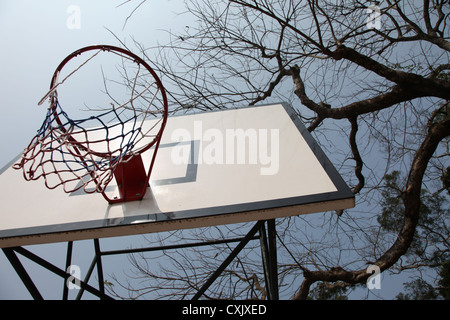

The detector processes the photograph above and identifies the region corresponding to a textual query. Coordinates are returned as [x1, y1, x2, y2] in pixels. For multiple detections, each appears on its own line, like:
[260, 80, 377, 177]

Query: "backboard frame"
[0, 102, 355, 248]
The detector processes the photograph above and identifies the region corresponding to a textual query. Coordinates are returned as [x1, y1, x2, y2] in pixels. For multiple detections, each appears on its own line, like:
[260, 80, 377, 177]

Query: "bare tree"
[110, 0, 450, 299]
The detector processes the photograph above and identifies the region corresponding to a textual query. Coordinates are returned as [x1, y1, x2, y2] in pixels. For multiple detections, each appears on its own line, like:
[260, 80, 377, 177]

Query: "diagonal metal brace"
[5, 246, 113, 300]
[192, 220, 264, 300]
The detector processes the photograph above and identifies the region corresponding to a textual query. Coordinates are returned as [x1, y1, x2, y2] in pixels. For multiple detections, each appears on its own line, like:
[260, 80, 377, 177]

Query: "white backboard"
[0, 103, 354, 247]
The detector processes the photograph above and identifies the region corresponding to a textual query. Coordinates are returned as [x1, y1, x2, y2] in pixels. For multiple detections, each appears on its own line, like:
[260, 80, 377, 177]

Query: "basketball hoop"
[13, 45, 168, 204]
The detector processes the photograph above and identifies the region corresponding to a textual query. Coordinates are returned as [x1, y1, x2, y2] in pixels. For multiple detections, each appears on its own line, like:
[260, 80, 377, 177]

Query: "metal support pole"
[93, 239, 105, 296]
[2, 248, 43, 300]
[62, 241, 73, 300]
[259, 220, 278, 300]
[259, 222, 273, 299]
[267, 219, 278, 299]
[100, 236, 259, 256]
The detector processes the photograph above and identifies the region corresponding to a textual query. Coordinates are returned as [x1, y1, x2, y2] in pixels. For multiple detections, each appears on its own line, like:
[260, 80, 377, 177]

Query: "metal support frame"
[2, 220, 279, 300]
[192, 220, 264, 300]
[2, 245, 112, 300]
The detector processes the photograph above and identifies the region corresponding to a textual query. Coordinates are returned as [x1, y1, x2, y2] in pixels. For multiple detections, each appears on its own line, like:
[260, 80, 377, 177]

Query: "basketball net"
[13, 45, 168, 204]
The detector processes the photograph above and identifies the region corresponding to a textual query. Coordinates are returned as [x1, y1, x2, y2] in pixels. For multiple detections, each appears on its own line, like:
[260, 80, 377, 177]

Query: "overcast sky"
[0, 0, 190, 168]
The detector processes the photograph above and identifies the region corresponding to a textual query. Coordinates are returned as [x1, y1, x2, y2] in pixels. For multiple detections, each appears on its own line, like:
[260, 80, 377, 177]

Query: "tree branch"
[349, 116, 365, 195]
[289, 64, 439, 119]
[293, 116, 450, 299]
[329, 45, 450, 97]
